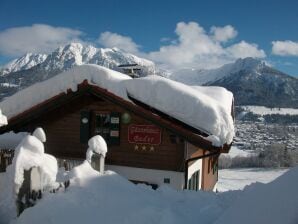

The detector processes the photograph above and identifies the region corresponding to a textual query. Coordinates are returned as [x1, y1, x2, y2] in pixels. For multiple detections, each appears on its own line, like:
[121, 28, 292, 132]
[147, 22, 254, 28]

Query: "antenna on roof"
[118, 64, 141, 78]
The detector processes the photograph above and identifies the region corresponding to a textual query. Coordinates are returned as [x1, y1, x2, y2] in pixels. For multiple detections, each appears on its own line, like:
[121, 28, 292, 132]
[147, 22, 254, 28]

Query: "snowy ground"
[241, 105, 298, 115]
[225, 146, 256, 158]
[1, 163, 298, 224]
[217, 168, 288, 192]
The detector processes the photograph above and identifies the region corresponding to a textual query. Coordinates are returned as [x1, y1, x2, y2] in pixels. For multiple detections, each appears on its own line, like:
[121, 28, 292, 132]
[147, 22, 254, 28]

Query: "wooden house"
[0, 65, 234, 191]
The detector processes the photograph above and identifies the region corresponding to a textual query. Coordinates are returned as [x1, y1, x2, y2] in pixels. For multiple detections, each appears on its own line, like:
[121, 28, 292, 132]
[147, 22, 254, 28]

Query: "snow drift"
[11, 164, 298, 224]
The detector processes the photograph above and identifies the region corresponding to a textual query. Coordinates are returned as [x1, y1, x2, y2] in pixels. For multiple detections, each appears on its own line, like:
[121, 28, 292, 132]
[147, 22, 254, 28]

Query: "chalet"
[0, 64, 234, 191]
[118, 63, 141, 78]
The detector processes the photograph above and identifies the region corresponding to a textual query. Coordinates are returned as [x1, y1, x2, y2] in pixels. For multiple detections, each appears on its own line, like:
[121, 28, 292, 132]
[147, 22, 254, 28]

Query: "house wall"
[106, 165, 185, 190]
[202, 151, 219, 191]
[186, 143, 218, 191]
[186, 143, 203, 190]
[23, 93, 185, 173]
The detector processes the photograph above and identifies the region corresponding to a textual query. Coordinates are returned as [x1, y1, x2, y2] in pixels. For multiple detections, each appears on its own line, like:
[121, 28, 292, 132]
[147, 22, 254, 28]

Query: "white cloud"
[0, 24, 84, 56]
[210, 25, 238, 43]
[98, 32, 140, 53]
[145, 22, 265, 69]
[147, 22, 225, 69]
[0, 22, 267, 70]
[226, 41, 266, 59]
[272, 40, 298, 56]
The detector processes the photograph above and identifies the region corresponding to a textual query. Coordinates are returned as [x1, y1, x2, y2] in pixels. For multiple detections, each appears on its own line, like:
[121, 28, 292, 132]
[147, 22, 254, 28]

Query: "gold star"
[134, 145, 139, 151]
[149, 146, 155, 152]
[142, 145, 146, 151]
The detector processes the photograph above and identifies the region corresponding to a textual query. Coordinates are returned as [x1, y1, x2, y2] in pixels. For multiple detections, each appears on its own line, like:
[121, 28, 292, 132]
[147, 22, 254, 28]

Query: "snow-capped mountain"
[38, 43, 157, 73]
[0, 53, 47, 75]
[0, 43, 163, 100]
[170, 58, 298, 108]
[0, 45, 297, 108]
[170, 57, 269, 85]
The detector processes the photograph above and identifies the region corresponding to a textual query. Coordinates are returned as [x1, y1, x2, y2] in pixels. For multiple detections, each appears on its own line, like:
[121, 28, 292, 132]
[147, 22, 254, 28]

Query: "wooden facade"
[0, 81, 230, 191]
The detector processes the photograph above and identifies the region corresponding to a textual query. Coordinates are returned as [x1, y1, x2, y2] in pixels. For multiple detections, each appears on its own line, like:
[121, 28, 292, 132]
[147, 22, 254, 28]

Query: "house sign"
[128, 125, 162, 145]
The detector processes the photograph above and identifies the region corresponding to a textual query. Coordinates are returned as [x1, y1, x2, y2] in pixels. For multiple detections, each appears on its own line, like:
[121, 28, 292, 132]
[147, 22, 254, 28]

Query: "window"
[94, 113, 111, 141]
[93, 112, 120, 145]
[188, 170, 200, 191]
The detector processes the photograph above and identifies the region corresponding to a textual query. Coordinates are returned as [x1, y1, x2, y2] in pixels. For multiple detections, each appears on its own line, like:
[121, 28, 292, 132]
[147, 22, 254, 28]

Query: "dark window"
[93, 112, 120, 146]
[188, 170, 200, 191]
[80, 111, 90, 143]
[94, 113, 111, 141]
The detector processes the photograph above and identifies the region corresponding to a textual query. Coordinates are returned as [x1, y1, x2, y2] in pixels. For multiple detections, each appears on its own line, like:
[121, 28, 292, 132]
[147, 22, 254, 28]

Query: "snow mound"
[12, 135, 57, 193]
[13, 162, 234, 224]
[88, 135, 107, 156]
[19, 135, 44, 155]
[0, 129, 58, 223]
[68, 160, 100, 181]
[86, 135, 107, 163]
[215, 167, 298, 224]
[125, 76, 234, 145]
[12, 164, 298, 224]
[0, 64, 132, 119]
[32, 127, 46, 143]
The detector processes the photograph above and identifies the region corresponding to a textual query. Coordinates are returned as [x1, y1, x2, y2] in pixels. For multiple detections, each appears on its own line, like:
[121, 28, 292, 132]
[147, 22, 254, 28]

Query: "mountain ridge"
[170, 57, 298, 108]
[0, 44, 297, 108]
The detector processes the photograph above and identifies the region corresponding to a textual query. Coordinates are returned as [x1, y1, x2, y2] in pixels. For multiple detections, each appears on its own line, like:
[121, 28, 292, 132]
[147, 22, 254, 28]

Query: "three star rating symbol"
[134, 145, 155, 152]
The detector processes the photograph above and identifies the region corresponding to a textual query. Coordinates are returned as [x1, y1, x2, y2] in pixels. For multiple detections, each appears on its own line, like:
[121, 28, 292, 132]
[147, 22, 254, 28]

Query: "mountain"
[0, 43, 164, 100]
[0, 53, 47, 75]
[1, 46, 297, 108]
[170, 58, 298, 108]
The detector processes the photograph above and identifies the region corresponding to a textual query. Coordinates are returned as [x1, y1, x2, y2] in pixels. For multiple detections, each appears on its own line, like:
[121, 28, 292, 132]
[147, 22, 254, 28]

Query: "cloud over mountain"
[0, 24, 84, 56]
[0, 22, 268, 70]
[98, 32, 140, 54]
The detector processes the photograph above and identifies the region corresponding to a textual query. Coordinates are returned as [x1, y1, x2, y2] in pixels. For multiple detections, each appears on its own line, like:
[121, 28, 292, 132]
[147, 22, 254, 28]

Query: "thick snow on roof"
[0, 131, 28, 149]
[0, 64, 234, 146]
[125, 76, 234, 145]
[0, 109, 7, 127]
[0, 64, 132, 119]
[10, 164, 298, 224]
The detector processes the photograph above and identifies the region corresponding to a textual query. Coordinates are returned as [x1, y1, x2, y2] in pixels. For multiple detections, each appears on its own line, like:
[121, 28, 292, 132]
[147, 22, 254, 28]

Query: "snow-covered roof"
[0, 64, 234, 146]
[125, 76, 234, 146]
[0, 109, 7, 127]
[0, 64, 132, 119]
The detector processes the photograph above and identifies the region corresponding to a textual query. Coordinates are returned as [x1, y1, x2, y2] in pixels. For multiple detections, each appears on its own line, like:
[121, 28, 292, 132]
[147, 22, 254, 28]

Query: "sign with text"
[128, 125, 162, 145]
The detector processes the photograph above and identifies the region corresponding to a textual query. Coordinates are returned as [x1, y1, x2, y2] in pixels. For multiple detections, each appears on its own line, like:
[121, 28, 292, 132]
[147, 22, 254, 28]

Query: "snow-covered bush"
[86, 135, 107, 163]
[0, 128, 58, 222]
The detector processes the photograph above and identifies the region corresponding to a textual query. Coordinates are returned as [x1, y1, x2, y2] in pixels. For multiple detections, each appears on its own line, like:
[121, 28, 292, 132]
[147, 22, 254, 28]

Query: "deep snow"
[5, 163, 298, 224]
[0, 128, 58, 223]
[217, 168, 288, 192]
[125, 76, 234, 145]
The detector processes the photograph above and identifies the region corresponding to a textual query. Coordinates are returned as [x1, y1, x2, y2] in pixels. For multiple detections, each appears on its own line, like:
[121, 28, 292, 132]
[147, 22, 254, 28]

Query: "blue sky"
[0, 0, 297, 76]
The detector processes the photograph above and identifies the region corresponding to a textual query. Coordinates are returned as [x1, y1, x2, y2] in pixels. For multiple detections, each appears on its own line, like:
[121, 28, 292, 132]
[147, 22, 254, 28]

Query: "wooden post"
[16, 167, 42, 216]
